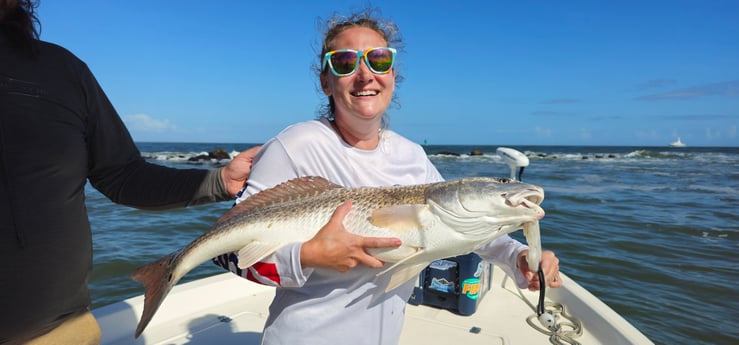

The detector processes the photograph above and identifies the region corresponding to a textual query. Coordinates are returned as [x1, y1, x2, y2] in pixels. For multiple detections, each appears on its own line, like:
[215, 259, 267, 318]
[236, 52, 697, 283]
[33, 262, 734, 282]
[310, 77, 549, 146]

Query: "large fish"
[131, 176, 545, 337]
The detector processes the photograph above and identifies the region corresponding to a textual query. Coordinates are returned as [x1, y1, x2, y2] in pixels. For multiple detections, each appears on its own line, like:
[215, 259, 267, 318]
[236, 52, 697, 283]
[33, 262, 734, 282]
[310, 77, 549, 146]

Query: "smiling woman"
[209, 8, 561, 345]
[319, 25, 396, 149]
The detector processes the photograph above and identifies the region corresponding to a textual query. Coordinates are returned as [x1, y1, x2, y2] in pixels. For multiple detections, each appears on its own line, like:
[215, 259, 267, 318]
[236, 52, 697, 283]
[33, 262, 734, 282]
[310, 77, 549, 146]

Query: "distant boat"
[669, 137, 686, 147]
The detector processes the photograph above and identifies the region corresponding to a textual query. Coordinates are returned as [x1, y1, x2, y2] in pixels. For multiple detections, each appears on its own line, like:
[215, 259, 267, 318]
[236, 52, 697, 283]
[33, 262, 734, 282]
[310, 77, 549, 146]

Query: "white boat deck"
[94, 266, 653, 345]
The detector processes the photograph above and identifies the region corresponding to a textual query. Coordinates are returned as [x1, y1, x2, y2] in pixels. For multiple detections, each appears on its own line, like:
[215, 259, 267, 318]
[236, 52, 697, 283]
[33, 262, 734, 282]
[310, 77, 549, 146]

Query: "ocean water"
[87, 143, 738, 345]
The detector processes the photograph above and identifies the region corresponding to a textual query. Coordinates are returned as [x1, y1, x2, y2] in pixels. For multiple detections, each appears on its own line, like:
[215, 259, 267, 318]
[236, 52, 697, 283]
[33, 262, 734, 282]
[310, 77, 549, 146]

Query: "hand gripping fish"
[131, 176, 545, 337]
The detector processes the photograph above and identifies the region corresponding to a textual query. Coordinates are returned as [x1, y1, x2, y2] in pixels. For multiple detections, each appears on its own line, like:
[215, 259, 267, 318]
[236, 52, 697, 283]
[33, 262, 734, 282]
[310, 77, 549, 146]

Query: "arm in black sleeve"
[92, 160, 230, 210]
[79, 62, 230, 210]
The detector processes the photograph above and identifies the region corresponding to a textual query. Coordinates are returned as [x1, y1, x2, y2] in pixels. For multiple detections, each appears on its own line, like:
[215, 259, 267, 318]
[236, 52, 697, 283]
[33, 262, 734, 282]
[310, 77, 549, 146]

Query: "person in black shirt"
[0, 1, 259, 343]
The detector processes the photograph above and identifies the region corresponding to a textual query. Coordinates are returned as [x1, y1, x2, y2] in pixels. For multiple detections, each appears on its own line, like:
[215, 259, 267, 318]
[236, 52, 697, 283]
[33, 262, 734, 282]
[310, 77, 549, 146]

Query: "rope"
[514, 281, 585, 345]
[525, 301, 584, 345]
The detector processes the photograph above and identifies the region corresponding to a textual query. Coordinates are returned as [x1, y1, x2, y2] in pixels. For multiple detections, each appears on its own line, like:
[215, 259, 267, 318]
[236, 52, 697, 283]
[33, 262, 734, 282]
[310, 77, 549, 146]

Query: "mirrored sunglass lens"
[330, 51, 358, 75]
[367, 49, 394, 72]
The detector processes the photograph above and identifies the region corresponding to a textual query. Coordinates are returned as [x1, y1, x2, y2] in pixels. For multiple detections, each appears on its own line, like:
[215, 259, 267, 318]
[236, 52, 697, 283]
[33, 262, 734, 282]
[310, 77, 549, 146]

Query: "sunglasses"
[322, 47, 397, 77]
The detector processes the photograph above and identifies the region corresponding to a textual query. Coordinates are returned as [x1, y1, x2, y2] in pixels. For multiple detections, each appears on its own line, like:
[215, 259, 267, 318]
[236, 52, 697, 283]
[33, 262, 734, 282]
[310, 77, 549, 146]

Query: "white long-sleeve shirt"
[217, 118, 528, 345]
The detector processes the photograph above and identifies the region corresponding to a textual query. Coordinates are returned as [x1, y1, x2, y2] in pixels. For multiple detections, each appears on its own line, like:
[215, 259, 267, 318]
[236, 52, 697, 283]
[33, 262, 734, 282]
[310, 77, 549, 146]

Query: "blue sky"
[38, 1, 738, 146]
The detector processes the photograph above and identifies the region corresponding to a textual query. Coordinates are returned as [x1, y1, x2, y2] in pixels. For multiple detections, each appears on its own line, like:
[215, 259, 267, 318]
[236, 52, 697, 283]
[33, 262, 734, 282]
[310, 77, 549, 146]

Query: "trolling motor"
[496, 147, 555, 330]
[496, 147, 529, 181]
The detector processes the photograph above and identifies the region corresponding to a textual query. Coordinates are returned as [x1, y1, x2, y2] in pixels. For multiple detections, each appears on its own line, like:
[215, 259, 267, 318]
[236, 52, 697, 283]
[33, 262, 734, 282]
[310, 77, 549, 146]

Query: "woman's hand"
[300, 200, 402, 272]
[517, 249, 562, 291]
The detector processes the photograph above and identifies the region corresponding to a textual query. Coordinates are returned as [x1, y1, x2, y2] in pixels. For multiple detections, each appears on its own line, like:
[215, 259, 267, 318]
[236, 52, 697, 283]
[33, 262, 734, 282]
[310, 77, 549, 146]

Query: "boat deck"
[95, 265, 653, 344]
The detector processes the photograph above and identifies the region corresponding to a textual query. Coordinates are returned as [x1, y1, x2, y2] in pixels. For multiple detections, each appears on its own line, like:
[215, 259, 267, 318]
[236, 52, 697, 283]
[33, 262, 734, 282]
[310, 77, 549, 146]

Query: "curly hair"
[0, 0, 40, 57]
[313, 8, 404, 126]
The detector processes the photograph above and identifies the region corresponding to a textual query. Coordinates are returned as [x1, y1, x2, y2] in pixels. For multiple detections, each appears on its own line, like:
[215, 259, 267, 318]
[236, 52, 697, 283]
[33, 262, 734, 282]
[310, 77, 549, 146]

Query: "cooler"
[407, 253, 492, 315]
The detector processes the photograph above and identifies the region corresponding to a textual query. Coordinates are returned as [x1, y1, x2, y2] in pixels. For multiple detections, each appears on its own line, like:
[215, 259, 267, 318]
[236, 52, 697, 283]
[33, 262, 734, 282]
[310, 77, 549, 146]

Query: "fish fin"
[376, 248, 426, 277]
[385, 263, 429, 293]
[369, 205, 430, 233]
[130, 253, 180, 338]
[236, 241, 283, 269]
[217, 176, 342, 225]
[368, 245, 420, 262]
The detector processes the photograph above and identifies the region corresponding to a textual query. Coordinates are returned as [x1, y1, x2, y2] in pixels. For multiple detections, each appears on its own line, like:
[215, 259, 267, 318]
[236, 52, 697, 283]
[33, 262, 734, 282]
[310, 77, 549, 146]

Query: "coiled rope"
[515, 274, 585, 345]
[524, 300, 584, 345]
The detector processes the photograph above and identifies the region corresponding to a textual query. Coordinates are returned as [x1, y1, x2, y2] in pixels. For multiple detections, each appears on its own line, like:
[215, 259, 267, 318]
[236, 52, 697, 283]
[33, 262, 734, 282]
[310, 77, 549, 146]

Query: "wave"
[137, 143, 738, 167]
[427, 148, 739, 164]
[141, 149, 240, 165]
[427, 150, 665, 162]
[624, 150, 690, 159]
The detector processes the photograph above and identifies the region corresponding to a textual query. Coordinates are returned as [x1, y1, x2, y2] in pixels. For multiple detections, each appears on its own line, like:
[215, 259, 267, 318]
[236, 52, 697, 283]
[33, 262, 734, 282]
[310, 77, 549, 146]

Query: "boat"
[94, 265, 654, 345]
[669, 137, 686, 147]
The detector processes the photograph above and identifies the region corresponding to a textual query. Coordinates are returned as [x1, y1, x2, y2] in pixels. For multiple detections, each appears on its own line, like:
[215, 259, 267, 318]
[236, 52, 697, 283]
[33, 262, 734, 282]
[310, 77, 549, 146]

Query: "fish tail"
[130, 253, 179, 338]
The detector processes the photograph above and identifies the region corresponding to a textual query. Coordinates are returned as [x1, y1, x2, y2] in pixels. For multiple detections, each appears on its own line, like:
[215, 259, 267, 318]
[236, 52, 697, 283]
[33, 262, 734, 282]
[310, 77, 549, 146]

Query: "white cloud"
[123, 113, 176, 132]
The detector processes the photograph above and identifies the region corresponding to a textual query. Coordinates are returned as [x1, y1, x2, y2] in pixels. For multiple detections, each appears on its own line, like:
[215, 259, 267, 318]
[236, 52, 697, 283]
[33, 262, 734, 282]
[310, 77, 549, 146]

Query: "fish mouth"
[504, 188, 545, 219]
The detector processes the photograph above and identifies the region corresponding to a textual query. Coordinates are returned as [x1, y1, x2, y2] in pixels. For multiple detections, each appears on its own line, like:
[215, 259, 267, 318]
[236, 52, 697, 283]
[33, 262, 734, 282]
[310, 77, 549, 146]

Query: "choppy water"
[88, 143, 738, 345]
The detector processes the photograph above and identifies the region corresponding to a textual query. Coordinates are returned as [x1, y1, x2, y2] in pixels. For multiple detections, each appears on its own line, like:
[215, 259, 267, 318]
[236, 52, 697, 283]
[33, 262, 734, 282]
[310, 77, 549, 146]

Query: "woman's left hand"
[517, 249, 562, 291]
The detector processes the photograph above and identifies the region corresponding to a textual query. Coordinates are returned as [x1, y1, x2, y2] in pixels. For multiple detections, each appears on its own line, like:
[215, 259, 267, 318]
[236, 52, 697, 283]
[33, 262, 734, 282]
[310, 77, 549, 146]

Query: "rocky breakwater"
[187, 148, 232, 166]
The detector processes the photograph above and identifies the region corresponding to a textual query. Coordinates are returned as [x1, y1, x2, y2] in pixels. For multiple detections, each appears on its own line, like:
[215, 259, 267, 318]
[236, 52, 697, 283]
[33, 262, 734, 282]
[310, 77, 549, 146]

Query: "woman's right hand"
[300, 200, 401, 272]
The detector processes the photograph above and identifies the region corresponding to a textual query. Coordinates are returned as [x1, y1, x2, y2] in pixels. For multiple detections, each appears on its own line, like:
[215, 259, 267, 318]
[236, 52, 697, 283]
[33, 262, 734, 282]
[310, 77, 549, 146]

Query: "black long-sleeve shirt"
[0, 35, 230, 342]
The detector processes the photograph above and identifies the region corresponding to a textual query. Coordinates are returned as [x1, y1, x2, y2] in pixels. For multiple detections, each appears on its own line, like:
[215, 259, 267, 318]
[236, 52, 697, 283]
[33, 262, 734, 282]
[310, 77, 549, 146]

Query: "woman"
[217, 10, 561, 345]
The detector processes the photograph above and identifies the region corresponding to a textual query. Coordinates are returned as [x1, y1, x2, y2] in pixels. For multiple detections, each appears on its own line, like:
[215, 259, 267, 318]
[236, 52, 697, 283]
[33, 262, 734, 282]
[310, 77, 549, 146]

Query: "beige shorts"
[16, 311, 102, 345]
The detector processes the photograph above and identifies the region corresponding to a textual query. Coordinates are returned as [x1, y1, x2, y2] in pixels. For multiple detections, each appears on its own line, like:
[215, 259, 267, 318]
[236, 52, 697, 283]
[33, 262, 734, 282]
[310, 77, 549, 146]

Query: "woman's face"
[321, 26, 395, 125]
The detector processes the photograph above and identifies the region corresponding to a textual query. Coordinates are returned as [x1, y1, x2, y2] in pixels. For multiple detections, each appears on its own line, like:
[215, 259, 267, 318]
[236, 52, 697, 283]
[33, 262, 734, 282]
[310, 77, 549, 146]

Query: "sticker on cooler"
[461, 277, 481, 300]
[427, 259, 458, 293]
[430, 277, 455, 293]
